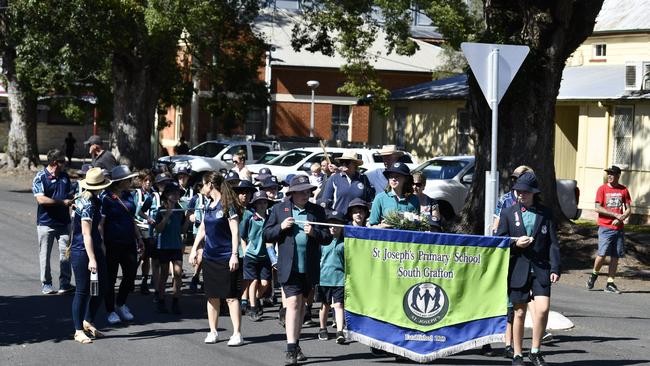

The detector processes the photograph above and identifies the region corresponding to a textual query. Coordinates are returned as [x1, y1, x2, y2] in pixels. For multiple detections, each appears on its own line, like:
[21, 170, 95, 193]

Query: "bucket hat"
[110, 165, 138, 182]
[260, 176, 280, 189]
[79, 167, 112, 190]
[382, 162, 411, 179]
[155, 173, 173, 186]
[512, 172, 541, 194]
[225, 171, 241, 184]
[326, 210, 347, 224]
[286, 175, 316, 195]
[255, 167, 273, 181]
[233, 180, 257, 193]
[250, 190, 271, 205]
[347, 198, 370, 216]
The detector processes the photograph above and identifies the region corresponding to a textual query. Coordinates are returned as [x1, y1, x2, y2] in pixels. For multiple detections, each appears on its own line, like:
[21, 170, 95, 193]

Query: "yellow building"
[371, 0, 650, 222]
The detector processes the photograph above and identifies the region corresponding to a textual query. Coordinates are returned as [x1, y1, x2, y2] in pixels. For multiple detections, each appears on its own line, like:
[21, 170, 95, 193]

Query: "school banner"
[344, 226, 510, 362]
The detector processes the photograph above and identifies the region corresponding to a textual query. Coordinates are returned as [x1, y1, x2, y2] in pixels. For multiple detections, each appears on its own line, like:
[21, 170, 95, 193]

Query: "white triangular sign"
[461, 42, 529, 108]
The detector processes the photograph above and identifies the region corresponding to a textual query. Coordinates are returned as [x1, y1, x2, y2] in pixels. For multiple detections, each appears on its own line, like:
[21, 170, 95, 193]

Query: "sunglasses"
[413, 182, 423, 187]
[338, 161, 351, 166]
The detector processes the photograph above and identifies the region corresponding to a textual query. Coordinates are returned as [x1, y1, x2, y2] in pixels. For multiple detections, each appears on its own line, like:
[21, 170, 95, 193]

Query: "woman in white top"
[231, 151, 252, 182]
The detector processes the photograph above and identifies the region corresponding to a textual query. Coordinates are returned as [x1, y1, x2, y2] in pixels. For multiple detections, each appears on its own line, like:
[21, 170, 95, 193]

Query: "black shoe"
[248, 307, 262, 322]
[586, 273, 598, 289]
[241, 300, 249, 315]
[512, 355, 525, 366]
[285, 351, 297, 365]
[605, 282, 621, 294]
[140, 283, 151, 295]
[318, 328, 328, 341]
[336, 331, 345, 344]
[156, 298, 168, 313]
[153, 291, 159, 303]
[171, 298, 181, 314]
[503, 345, 514, 359]
[481, 344, 496, 356]
[528, 352, 548, 366]
[303, 306, 315, 326]
[296, 346, 307, 361]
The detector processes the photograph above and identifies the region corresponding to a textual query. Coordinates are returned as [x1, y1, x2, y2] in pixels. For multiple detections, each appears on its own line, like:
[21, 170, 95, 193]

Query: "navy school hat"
[382, 162, 411, 179]
[260, 175, 279, 189]
[326, 210, 347, 224]
[286, 175, 316, 194]
[347, 198, 370, 214]
[250, 190, 271, 205]
[233, 179, 257, 193]
[512, 172, 541, 194]
[162, 181, 181, 195]
[155, 173, 173, 185]
[225, 171, 240, 183]
[255, 167, 273, 181]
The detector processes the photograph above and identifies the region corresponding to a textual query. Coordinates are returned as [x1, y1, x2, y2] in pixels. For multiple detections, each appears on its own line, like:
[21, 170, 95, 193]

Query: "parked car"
[247, 147, 419, 182]
[412, 156, 582, 220]
[255, 151, 286, 164]
[157, 140, 274, 173]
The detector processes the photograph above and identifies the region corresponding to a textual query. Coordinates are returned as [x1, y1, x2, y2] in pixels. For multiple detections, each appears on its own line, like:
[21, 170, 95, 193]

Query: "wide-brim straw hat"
[377, 144, 405, 157]
[79, 167, 112, 190]
[336, 150, 363, 165]
[110, 165, 138, 182]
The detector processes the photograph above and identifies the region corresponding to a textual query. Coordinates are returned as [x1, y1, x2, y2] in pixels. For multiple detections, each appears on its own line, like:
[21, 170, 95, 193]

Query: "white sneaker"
[107, 311, 121, 324]
[204, 331, 218, 344]
[227, 333, 243, 346]
[116, 304, 134, 321]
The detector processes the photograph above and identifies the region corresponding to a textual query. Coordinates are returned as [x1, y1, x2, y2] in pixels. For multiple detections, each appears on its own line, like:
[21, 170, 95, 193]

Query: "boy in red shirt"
[587, 165, 632, 294]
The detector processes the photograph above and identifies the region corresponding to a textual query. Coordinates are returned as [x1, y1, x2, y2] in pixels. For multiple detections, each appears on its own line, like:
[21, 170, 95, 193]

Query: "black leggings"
[105, 243, 138, 312]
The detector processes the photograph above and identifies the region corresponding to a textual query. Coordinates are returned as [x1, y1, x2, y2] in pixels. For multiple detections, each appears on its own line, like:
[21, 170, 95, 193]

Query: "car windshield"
[189, 142, 229, 157]
[420, 160, 469, 180]
[256, 153, 280, 164]
[268, 150, 311, 166]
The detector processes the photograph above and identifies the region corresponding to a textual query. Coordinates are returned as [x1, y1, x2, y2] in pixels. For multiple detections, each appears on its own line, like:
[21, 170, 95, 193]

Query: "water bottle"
[90, 271, 99, 297]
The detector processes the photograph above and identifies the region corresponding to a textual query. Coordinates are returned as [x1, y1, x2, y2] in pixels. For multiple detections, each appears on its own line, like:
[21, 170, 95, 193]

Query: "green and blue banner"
[344, 226, 511, 362]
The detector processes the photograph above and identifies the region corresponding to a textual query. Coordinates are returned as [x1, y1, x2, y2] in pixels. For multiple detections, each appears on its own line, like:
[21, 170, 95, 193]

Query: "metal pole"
[310, 89, 315, 137]
[265, 50, 272, 137]
[485, 48, 500, 235]
[190, 56, 200, 147]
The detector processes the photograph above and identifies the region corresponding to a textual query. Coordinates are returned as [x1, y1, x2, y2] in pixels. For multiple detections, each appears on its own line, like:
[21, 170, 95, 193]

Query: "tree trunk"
[458, 0, 604, 234]
[3, 50, 39, 170]
[111, 54, 159, 169]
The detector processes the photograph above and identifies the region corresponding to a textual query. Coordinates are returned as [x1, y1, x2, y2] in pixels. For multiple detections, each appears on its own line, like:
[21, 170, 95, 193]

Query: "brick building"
[161, 7, 445, 152]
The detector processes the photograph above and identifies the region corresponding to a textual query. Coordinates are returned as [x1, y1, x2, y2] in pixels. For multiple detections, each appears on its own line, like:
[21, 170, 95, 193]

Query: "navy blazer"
[496, 203, 560, 288]
[263, 199, 331, 285]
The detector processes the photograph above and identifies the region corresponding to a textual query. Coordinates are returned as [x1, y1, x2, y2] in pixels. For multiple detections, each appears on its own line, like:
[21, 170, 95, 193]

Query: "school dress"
[70, 195, 107, 331]
[155, 205, 186, 263]
[201, 201, 240, 299]
[138, 189, 161, 258]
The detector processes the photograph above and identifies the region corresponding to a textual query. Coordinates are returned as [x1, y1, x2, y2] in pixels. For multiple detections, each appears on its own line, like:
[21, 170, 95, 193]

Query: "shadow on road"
[0, 291, 216, 346]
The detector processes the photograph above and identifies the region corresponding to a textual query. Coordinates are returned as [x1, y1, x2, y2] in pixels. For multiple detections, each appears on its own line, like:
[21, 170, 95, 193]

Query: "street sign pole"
[461, 42, 529, 236]
[484, 48, 500, 235]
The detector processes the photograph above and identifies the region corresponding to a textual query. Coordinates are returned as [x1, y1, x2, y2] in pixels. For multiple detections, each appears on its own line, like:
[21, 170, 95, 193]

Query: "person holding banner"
[496, 172, 560, 366]
[369, 162, 419, 227]
[263, 175, 331, 365]
[189, 172, 244, 346]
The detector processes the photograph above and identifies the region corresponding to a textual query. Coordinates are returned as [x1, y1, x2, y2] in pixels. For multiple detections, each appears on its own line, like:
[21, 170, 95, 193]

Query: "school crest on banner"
[344, 226, 510, 362]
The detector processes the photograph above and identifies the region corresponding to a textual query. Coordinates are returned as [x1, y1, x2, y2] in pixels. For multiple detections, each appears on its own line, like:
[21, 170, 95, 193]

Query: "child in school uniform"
[318, 210, 347, 344]
[187, 181, 209, 292]
[346, 198, 369, 227]
[154, 181, 186, 314]
[241, 191, 273, 322]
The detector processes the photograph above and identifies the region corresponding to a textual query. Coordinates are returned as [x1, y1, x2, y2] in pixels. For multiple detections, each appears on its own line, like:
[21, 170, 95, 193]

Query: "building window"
[613, 105, 634, 167]
[456, 109, 471, 155]
[593, 44, 606, 58]
[245, 108, 264, 137]
[331, 105, 350, 141]
[394, 107, 407, 148]
[0, 100, 9, 123]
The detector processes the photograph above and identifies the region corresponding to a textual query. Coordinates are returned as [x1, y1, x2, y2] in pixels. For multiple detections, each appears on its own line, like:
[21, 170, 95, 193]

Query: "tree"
[0, 1, 39, 169]
[458, 0, 604, 233]
[292, 0, 604, 233]
[13, 0, 268, 169]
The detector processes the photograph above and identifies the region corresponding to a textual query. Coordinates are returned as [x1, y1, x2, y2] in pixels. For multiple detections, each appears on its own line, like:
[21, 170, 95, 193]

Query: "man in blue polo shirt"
[32, 149, 75, 295]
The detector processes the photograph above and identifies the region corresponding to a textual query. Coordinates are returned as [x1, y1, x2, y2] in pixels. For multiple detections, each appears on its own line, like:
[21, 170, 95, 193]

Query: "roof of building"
[254, 8, 444, 73]
[594, 0, 650, 33]
[389, 65, 648, 101]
